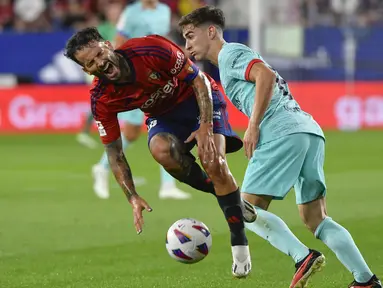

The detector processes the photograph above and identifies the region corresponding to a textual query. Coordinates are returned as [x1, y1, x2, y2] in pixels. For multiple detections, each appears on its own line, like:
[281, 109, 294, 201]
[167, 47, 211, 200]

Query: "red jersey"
[90, 35, 219, 144]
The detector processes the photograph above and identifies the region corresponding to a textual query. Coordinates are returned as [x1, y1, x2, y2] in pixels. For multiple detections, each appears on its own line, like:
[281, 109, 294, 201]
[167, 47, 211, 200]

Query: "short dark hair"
[64, 27, 104, 65]
[178, 6, 225, 30]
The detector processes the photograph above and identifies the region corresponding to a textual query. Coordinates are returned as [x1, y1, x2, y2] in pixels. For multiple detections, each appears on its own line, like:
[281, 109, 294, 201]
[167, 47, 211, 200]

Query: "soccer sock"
[82, 112, 94, 134]
[159, 165, 176, 189]
[217, 189, 248, 246]
[315, 216, 373, 283]
[99, 135, 130, 169]
[174, 162, 215, 194]
[245, 206, 309, 263]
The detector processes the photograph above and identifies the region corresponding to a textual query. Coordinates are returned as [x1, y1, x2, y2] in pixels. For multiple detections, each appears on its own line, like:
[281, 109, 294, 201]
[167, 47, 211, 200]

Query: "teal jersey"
[218, 42, 324, 145]
[116, 2, 171, 38]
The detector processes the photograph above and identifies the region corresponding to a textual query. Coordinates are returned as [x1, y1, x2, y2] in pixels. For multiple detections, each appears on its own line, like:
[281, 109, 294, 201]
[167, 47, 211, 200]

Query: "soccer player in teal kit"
[179, 6, 381, 288]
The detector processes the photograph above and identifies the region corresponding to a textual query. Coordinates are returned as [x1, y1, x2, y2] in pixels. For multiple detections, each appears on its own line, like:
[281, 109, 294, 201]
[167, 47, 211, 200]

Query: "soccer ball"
[166, 218, 212, 264]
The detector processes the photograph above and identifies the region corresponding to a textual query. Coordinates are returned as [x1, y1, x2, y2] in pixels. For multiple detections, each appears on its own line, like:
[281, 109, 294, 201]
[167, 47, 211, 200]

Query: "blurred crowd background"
[1, 0, 383, 83]
[0, 0, 382, 33]
[0, 0, 382, 132]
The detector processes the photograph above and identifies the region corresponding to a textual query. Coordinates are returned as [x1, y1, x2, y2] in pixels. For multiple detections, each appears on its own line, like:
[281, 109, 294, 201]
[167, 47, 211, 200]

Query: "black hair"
[64, 27, 105, 65]
[178, 6, 225, 30]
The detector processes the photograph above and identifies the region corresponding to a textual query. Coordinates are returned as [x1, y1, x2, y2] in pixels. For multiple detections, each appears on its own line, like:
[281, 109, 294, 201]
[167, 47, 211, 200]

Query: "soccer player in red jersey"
[64, 27, 255, 277]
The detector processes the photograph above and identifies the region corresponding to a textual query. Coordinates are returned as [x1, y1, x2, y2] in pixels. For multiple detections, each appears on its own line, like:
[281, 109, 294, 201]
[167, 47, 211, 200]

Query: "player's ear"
[208, 25, 216, 39]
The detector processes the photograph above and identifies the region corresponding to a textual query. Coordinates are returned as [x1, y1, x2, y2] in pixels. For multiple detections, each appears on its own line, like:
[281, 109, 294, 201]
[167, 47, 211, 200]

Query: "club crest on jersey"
[148, 71, 161, 82]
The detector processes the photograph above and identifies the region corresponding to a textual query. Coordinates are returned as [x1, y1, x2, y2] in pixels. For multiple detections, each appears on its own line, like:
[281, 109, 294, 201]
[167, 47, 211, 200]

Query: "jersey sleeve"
[116, 6, 133, 38]
[145, 35, 200, 83]
[221, 44, 263, 81]
[90, 84, 120, 145]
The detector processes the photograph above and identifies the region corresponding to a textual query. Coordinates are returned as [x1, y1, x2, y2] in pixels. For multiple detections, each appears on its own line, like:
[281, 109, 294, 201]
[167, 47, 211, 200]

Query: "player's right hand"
[185, 124, 217, 164]
[129, 195, 152, 234]
[244, 123, 260, 160]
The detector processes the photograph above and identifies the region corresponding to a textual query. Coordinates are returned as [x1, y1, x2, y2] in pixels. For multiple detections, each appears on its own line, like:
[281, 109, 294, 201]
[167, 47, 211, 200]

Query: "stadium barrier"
[0, 82, 383, 133]
[2, 28, 383, 83]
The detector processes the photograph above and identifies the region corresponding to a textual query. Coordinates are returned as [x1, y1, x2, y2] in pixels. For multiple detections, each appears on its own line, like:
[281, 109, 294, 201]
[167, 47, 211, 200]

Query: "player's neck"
[207, 39, 225, 66]
[142, 2, 157, 9]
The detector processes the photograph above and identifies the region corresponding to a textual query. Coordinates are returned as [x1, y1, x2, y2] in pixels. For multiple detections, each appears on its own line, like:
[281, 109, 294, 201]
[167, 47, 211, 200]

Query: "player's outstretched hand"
[129, 195, 152, 235]
[244, 123, 260, 160]
[185, 124, 216, 164]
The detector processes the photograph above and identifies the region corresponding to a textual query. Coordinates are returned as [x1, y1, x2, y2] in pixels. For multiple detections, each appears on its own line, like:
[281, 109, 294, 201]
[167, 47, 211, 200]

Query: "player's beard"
[95, 54, 122, 82]
[102, 61, 120, 81]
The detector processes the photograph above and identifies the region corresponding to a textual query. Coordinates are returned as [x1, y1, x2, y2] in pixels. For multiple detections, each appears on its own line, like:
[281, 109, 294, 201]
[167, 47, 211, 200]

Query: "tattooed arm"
[105, 137, 152, 234]
[105, 138, 137, 201]
[145, 36, 216, 161]
[90, 87, 151, 234]
[191, 71, 214, 125]
[185, 72, 216, 162]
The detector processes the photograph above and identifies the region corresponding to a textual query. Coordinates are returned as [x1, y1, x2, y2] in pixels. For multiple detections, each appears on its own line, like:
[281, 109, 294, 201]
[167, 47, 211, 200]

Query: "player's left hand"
[244, 122, 260, 160]
[129, 195, 152, 235]
[185, 124, 216, 164]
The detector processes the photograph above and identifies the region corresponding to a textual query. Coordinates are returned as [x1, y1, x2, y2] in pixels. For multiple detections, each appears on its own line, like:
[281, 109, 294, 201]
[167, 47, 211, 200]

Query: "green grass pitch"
[0, 131, 382, 288]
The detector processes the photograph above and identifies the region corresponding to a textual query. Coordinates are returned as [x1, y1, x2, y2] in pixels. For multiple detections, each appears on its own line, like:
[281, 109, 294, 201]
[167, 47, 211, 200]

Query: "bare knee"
[299, 197, 327, 233]
[241, 193, 272, 210]
[202, 155, 237, 195]
[199, 134, 237, 195]
[149, 134, 172, 166]
[149, 133, 191, 173]
[201, 155, 226, 183]
[301, 216, 325, 234]
[122, 123, 141, 142]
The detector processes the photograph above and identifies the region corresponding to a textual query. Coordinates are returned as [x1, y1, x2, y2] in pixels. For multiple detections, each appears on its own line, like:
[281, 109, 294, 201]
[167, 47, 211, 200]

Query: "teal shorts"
[241, 133, 326, 204]
[117, 109, 145, 126]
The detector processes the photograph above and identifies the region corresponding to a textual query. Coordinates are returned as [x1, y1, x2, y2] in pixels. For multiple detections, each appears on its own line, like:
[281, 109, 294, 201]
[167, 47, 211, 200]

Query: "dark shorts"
[146, 91, 243, 154]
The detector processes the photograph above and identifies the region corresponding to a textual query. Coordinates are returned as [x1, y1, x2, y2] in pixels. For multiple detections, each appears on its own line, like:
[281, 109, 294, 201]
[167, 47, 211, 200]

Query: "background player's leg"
[82, 112, 94, 134]
[81, 112, 93, 134]
[98, 123, 138, 170]
[159, 166, 174, 187]
[92, 115, 141, 199]
[76, 111, 98, 149]
[158, 166, 190, 199]
[201, 134, 250, 277]
[149, 132, 215, 194]
[92, 133, 131, 199]
[99, 133, 131, 169]
[298, 135, 377, 285]
[77, 72, 98, 149]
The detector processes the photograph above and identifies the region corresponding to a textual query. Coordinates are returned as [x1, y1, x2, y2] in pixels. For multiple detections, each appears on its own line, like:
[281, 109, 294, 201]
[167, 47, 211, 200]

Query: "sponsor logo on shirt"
[170, 51, 185, 75]
[141, 79, 176, 109]
[197, 110, 221, 123]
